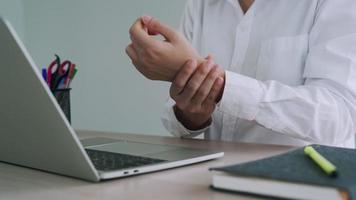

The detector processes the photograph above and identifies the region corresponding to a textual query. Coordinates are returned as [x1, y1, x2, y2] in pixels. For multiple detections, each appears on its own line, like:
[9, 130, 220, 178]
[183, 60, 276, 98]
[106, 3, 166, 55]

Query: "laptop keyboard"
[85, 149, 166, 171]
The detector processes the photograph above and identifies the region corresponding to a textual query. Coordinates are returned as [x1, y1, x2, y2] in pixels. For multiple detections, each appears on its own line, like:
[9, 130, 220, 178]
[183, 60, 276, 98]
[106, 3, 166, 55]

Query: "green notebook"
[210, 145, 356, 200]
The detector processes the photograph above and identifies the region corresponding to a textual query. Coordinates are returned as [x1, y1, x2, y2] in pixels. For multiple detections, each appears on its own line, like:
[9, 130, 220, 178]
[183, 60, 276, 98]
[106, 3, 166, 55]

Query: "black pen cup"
[54, 88, 71, 124]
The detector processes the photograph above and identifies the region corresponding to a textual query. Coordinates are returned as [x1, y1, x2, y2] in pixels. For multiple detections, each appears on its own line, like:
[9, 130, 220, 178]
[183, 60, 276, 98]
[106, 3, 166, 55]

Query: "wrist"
[173, 105, 212, 131]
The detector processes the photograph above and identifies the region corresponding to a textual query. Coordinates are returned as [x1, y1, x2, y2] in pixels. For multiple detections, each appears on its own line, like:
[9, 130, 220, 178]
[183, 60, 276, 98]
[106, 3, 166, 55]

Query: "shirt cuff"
[217, 71, 264, 120]
[161, 98, 210, 138]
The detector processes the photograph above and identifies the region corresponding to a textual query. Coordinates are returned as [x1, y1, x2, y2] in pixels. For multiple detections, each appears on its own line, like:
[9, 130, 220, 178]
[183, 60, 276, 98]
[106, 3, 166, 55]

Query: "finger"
[179, 59, 214, 102]
[142, 16, 178, 42]
[203, 77, 224, 105]
[191, 65, 220, 105]
[125, 44, 138, 62]
[170, 59, 197, 98]
[129, 18, 155, 48]
[141, 15, 159, 35]
[141, 15, 153, 25]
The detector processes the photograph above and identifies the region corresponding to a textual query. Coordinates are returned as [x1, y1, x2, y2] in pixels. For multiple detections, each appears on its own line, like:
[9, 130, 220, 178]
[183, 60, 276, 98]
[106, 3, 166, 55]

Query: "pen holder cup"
[54, 88, 71, 124]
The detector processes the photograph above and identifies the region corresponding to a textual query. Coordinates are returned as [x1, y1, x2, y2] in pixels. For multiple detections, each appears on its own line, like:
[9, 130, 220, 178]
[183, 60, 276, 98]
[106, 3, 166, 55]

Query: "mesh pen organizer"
[54, 88, 71, 123]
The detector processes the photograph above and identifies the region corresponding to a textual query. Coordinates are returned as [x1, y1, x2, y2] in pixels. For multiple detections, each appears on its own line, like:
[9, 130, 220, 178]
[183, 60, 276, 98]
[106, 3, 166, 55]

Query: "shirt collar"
[226, 0, 257, 19]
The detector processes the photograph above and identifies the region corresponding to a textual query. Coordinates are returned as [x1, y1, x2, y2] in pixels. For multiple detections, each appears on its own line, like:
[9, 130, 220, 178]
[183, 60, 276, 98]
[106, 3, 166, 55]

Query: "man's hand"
[126, 15, 203, 82]
[171, 57, 225, 130]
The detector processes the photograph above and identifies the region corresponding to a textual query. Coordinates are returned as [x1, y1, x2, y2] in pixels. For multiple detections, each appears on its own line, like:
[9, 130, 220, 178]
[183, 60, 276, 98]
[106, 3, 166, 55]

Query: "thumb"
[141, 15, 178, 42]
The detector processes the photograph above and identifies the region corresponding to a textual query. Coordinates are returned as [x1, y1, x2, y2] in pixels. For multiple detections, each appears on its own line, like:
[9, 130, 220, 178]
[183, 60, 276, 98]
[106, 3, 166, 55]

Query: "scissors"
[47, 55, 73, 91]
[54, 63, 77, 90]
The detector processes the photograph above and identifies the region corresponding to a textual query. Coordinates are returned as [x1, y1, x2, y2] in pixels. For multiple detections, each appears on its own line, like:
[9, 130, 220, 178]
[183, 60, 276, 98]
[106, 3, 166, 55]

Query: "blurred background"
[0, 0, 187, 136]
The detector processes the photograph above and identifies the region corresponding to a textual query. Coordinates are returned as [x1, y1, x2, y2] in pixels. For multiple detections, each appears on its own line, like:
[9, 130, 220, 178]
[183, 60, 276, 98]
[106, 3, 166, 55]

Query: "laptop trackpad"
[85, 140, 180, 156]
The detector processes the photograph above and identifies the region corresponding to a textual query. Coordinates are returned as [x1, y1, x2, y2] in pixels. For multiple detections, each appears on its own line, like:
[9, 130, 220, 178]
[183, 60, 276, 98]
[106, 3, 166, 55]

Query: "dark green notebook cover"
[211, 145, 356, 199]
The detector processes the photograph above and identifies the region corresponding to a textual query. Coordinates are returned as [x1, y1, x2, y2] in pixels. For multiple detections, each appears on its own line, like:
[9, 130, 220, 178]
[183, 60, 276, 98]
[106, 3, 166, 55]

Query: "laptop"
[0, 17, 224, 182]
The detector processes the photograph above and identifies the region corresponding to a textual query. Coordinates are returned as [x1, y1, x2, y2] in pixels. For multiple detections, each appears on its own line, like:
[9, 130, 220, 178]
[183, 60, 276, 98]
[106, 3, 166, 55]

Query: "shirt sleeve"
[161, 0, 209, 138]
[161, 98, 211, 138]
[218, 0, 356, 146]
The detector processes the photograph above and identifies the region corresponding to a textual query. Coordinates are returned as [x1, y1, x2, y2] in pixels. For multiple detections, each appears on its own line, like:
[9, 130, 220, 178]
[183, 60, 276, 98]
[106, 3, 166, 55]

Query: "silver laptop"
[0, 17, 224, 182]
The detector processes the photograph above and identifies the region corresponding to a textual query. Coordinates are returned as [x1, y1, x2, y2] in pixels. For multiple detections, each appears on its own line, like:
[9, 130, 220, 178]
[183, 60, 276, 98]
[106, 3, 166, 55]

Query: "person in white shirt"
[126, 0, 356, 148]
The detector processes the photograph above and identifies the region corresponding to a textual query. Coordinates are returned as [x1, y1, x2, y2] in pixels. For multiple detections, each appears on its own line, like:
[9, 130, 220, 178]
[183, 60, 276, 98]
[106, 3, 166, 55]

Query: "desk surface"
[0, 130, 295, 200]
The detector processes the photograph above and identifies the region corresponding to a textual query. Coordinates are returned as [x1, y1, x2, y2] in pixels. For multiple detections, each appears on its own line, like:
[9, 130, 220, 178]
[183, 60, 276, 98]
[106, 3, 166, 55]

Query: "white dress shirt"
[161, 0, 356, 148]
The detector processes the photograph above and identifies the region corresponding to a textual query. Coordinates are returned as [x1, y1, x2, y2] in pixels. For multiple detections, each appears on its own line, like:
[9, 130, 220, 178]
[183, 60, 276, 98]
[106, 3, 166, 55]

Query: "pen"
[67, 68, 78, 87]
[42, 68, 47, 82]
[70, 68, 78, 80]
[304, 146, 338, 177]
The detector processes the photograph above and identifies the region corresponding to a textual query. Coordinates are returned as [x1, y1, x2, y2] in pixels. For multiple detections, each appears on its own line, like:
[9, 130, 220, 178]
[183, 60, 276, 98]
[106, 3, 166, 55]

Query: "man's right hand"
[126, 15, 203, 82]
[171, 57, 225, 130]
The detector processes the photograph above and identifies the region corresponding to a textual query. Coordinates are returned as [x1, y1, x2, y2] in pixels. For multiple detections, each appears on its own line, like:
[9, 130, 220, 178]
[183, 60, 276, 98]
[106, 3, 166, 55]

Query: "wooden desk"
[0, 130, 295, 200]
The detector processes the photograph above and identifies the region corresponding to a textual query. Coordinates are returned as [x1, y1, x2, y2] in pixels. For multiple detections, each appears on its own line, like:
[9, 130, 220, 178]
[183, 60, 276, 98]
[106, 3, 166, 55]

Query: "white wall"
[19, 0, 186, 136]
[0, 0, 25, 39]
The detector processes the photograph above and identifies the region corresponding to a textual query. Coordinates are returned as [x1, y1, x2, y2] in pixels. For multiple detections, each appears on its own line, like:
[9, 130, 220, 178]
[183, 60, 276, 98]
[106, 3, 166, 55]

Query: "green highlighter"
[304, 146, 338, 177]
